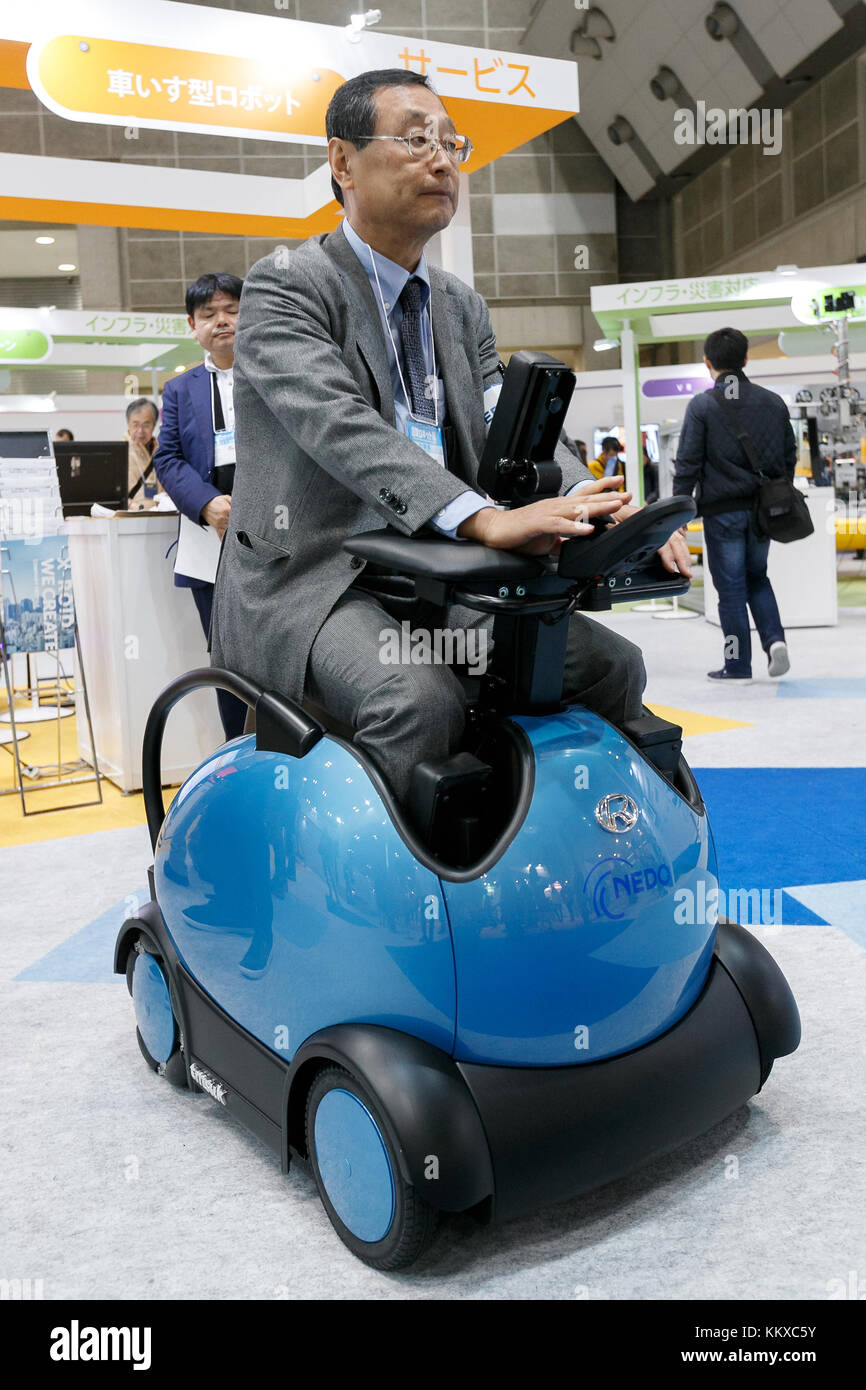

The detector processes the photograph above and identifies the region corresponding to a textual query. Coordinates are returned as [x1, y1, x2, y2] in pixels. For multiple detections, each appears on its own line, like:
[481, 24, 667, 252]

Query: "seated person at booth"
[126, 398, 164, 508]
[210, 69, 691, 805]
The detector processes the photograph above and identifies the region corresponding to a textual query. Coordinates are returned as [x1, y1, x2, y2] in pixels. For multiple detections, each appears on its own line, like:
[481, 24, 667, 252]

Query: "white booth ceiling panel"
[523, 0, 853, 194]
[641, 125, 692, 175]
[664, 35, 714, 93]
[727, 0, 785, 28]
[781, 0, 844, 52]
[712, 58, 764, 109]
[752, 15, 812, 77]
[619, 90, 667, 140]
[682, 16, 731, 75]
[604, 149, 657, 202]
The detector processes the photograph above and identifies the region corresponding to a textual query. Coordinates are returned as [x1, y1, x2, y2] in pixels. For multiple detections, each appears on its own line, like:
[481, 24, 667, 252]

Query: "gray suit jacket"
[210, 222, 592, 704]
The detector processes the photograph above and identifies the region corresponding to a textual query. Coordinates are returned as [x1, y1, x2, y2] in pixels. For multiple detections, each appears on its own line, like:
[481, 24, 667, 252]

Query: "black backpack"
[712, 391, 814, 543]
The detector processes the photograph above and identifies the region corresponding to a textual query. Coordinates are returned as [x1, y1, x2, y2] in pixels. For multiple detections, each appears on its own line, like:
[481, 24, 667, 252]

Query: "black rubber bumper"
[458, 922, 800, 1225]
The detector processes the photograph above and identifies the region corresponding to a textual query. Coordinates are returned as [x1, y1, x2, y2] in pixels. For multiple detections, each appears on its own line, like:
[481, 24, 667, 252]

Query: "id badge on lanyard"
[214, 427, 236, 467]
[406, 417, 445, 466]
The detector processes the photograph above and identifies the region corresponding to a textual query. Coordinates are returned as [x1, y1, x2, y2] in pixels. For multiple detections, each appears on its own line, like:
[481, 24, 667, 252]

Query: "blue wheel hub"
[314, 1088, 395, 1243]
[132, 952, 176, 1064]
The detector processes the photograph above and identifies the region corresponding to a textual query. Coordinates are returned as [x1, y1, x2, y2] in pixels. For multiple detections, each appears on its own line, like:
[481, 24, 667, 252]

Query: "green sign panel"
[0, 328, 52, 362]
[804, 286, 866, 323]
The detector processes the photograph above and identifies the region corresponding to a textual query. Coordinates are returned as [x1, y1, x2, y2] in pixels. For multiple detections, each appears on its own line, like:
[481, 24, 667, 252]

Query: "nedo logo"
[583, 855, 672, 921]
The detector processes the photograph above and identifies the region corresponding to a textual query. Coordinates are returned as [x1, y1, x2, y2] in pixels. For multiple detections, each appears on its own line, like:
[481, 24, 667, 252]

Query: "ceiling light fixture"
[650, 66, 682, 102]
[57, 263, 76, 271]
[583, 7, 616, 41]
[34, 235, 55, 245]
[345, 9, 380, 43]
[570, 33, 602, 59]
[570, 6, 615, 62]
[607, 116, 634, 146]
[706, 2, 740, 41]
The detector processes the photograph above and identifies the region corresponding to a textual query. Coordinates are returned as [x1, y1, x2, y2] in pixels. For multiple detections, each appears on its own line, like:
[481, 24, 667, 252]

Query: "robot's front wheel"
[305, 1065, 438, 1270]
[125, 927, 187, 1089]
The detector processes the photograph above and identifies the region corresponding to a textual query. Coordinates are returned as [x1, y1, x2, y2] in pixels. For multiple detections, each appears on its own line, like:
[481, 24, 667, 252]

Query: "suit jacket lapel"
[189, 366, 215, 469]
[322, 223, 396, 424]
[431, 278, 478, 487]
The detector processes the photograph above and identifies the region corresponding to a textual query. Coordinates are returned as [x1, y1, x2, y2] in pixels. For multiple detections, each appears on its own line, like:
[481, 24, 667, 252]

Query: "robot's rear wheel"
[125, 926, 188, 1089]
[305, 1065, 438, 1270]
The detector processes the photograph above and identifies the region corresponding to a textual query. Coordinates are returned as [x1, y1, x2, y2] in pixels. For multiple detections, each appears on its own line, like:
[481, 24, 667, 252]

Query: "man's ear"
[328, 137, 352, 204]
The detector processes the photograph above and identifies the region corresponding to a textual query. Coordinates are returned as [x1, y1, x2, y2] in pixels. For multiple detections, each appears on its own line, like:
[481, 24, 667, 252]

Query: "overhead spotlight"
[570, 32, 602, 59]
[174, 365, 186, 373]
[607, 116, 634, 146]
[57, 263, 76, 272]
[776, 264, 799, 276]
[583, 7, 616, 41]
[706, 2, 740, 41]
[650, 66, 682, 102]
[344, 9, 380, 43]
[34, 235, 55, 245]
[593, 338, 620, 352]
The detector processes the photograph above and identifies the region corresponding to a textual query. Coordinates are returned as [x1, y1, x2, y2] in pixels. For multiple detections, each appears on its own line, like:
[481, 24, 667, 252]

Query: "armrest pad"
[343, 528, 544, 585]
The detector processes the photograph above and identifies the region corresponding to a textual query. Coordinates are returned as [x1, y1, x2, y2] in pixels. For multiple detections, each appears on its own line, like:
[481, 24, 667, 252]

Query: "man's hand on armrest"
[457, 476, 630, 555]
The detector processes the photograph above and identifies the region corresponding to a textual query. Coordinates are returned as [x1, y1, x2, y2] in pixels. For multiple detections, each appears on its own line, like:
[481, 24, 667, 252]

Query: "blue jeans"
[703, 509, 785, 675]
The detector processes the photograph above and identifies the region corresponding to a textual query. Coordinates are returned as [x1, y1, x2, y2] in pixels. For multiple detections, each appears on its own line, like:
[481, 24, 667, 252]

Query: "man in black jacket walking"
[673, 327, 795, 684]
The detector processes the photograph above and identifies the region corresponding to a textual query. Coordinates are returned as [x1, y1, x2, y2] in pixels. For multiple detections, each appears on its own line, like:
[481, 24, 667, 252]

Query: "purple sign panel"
[642, 377, 712, 398]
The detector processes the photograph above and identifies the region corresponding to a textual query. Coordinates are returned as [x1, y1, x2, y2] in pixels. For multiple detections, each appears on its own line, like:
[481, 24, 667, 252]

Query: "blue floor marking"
[14, 769, 866, 980]
[775, 678, 866, 699]
[14, 888, 149, 983]
[694, 767, 866, 935]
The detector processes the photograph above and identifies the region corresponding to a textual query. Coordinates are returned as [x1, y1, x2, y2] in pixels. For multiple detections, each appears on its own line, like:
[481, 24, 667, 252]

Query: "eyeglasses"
[357, 131, 474, 165]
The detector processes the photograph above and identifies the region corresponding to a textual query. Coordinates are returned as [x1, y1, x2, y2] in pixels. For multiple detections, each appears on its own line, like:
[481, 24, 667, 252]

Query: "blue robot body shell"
[154, 709, 716, 1070]
[442, 711, 718, 1065]
[155, 737, 457, 1060]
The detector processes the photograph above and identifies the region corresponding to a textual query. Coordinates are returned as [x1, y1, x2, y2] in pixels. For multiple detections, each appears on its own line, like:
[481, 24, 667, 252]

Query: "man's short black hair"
[704, 327, 748, 372]
[185, 273, 244, 319]
[601, 436, 621, 452]
[125, 397, 158, 424]
[325, 68, 436, 206]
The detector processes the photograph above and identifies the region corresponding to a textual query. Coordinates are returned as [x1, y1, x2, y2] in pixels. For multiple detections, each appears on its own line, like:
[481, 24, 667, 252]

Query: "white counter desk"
[65, 513, 225, 791]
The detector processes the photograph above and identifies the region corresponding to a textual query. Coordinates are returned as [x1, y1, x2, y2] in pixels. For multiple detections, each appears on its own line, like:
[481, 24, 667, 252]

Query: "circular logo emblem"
[595, 793, 639, 833]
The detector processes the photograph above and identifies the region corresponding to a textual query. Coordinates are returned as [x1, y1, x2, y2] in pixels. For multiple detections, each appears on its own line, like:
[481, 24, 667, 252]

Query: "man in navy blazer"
[154, 272, 247, 737]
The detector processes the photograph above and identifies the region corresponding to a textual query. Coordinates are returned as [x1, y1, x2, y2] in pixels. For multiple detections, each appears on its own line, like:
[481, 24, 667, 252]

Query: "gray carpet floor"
[2, 606, 865, 1299]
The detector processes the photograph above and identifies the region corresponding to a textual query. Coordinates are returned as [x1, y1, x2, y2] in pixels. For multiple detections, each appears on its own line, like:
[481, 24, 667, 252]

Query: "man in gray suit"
[211, 69, 691, 803]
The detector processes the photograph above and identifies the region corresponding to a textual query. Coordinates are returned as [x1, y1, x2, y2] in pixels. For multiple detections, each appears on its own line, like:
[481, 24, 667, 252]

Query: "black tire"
[126, 928, 188, 1089]
[305, 1065, 438, 1270]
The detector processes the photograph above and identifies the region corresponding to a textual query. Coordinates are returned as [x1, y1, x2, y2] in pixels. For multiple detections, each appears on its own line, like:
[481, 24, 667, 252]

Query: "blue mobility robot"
[115, 354, 800, 1269]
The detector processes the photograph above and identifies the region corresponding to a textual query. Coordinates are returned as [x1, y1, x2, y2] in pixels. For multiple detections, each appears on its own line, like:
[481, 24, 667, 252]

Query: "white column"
[620, 318, 643, 504]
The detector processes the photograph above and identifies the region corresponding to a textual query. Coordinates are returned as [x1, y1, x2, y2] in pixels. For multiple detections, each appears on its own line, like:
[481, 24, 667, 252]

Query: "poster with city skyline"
[0, 536, 76, 656]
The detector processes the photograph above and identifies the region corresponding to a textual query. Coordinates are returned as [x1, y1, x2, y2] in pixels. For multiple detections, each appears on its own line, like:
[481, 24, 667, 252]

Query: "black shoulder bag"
[712, 391, 813, 543]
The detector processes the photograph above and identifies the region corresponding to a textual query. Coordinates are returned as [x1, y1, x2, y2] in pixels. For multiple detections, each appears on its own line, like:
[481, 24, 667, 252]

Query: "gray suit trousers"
[305, 584, 647, 804]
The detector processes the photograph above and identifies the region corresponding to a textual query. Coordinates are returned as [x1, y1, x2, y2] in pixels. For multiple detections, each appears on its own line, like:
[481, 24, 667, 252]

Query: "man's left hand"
[611, 504, 693, 578]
